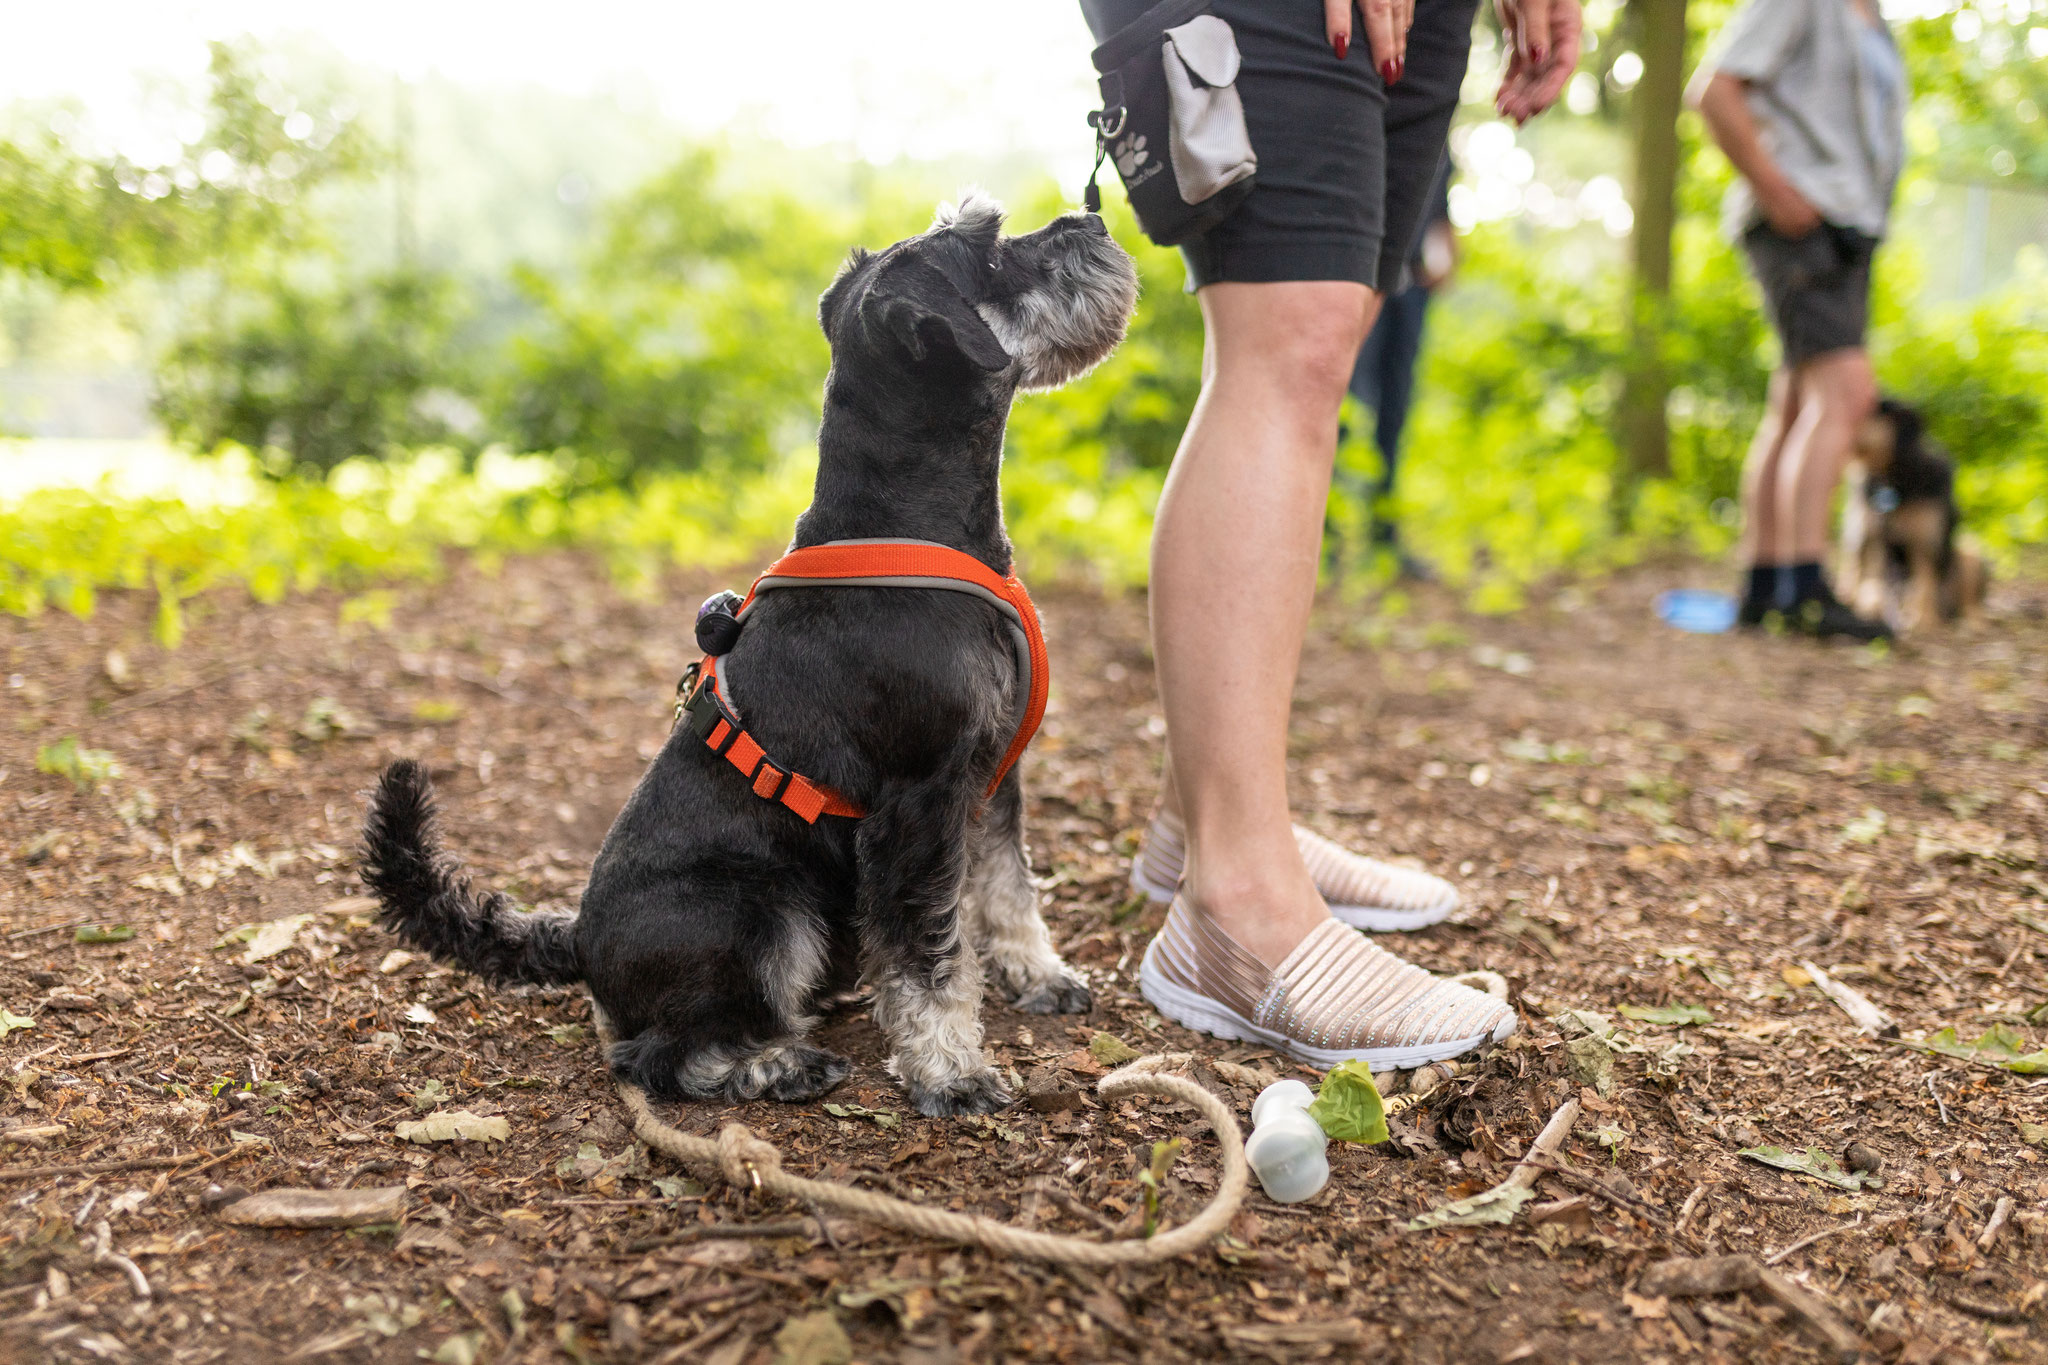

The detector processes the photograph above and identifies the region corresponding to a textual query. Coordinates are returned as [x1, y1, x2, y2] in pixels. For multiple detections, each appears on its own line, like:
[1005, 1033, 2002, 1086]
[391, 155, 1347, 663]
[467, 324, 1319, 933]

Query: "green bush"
[154, 268, 475, 475]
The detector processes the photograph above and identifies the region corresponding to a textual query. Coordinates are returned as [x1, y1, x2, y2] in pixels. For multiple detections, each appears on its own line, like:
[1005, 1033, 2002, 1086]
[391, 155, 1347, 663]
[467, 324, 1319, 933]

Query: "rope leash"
[593, 970, 1505, 1261]
[596, 1019, 1249, 1267]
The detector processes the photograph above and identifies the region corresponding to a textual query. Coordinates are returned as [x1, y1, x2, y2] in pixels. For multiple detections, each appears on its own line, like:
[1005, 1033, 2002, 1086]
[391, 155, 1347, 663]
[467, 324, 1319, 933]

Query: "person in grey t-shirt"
[1688, 0, 1905, 640]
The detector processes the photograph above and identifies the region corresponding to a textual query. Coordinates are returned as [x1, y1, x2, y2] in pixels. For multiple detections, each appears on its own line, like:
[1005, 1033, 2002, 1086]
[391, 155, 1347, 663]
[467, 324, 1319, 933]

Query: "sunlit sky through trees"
[2, 0, 1974, 181]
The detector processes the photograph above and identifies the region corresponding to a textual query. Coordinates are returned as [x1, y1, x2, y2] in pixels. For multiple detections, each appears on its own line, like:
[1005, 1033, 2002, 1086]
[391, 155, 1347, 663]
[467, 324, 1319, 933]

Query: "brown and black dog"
[1838, 398, 1988, 633]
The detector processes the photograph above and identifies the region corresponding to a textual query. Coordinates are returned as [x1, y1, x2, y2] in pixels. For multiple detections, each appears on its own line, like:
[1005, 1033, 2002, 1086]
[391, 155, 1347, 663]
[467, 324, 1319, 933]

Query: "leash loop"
[600, 1015, 1249, 1267]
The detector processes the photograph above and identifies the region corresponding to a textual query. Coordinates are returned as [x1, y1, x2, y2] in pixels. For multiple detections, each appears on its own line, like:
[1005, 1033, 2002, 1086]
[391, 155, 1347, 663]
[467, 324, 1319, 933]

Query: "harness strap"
[677, 539, 1050, 822]
[677, 658, 866, 824]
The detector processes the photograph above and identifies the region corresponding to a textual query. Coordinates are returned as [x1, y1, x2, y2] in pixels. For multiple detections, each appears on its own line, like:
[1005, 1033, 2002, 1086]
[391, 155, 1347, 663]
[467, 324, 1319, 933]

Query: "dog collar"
[674, 540, 1050, 824]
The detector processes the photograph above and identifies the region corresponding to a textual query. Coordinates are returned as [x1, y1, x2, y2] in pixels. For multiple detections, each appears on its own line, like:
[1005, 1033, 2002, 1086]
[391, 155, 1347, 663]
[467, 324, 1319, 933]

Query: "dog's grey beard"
[977, 237, 1139, 393]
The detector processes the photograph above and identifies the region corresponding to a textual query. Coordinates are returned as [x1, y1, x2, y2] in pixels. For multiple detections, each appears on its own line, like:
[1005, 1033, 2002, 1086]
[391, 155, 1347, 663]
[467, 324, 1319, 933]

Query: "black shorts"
[1180, 0, 1479, 291]
[1742, 222, 1878, 367]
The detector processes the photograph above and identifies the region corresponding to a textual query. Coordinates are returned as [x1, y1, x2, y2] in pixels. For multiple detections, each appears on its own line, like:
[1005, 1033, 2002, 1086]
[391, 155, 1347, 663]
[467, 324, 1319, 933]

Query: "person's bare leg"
[1776, 349, 1877, 562]
[1741, 367, 1798, 566]
[1149, 280, 1377, 967]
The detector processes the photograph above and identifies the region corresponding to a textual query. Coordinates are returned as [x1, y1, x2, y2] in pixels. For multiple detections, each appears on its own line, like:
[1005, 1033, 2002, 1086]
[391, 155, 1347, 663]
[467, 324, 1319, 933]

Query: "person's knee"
[1806, 352, 1877, 423]
[1208, 283, 1374, 407]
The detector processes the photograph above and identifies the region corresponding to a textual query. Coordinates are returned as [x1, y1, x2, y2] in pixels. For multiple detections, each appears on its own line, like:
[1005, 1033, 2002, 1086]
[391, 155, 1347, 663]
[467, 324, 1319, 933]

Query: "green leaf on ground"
[1305, 1059, 1388, 1145]
[0, 1007, 35, 1038]
[651, 1176, 703, 1199]
[409, 1079, 449, 1112]
[1842, 809, 1888, 844]
[1618, 1003, 1713, 1026]
[1737, 1145, 1879, 1190]
[1088, 1031, 1138, 1067]
[546, 1023, 587, 1046]
[2018, 1122, 2048, 1150]
[1405, 1183, 1536, 1231]
[37, 737, 121, 791]
[74, 924, 136, 944]
[1923, 1024, 2048, 1074]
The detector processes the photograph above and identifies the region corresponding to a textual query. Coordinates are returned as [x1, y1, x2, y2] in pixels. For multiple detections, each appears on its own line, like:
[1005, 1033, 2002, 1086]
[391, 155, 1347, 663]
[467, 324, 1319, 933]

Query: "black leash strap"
[1084, 90, 1126, 216]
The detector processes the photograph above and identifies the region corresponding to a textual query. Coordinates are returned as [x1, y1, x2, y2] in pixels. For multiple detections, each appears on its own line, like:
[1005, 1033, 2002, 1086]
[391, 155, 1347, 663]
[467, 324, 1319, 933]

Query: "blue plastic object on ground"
[1656, 589, 1738, 634]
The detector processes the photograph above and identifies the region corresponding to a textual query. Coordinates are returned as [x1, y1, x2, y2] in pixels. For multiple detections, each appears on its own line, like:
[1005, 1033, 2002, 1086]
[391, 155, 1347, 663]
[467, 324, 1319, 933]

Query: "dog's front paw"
[907, 1067, 1013, 1117]
[1009, 968, 1092, 1015]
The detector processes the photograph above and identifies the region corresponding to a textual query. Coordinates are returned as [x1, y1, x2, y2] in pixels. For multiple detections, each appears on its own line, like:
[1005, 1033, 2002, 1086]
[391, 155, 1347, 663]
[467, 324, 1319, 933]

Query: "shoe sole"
[1137, 943, 1515, 1070]
[1129, 866, 1458, 934]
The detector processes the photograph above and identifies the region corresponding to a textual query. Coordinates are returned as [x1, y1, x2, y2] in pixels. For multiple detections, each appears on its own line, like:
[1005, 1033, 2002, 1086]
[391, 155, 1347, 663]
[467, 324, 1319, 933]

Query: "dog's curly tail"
[361, 759, 583, 987]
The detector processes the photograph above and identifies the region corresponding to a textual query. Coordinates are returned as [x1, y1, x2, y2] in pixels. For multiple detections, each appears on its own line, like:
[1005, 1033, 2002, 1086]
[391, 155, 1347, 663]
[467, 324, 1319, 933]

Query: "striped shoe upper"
[1146, 902, 1515, 1053]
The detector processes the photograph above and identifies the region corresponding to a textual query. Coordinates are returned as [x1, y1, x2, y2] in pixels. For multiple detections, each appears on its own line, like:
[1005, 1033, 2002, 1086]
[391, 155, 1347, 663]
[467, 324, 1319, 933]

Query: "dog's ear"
[864, 290, 1011, 373]
[1882, 399, 1925, 459]
[818, 248, 870, 338]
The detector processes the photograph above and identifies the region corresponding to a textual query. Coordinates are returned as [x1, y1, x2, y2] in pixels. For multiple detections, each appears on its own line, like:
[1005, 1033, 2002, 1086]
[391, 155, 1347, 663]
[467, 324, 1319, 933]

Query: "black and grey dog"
[361, 196, 1138, 1116]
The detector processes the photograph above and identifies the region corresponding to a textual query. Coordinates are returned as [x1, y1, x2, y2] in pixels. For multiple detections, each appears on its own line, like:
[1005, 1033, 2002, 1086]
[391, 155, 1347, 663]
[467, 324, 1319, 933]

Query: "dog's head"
[1853, 397, 1925, 479]
[818, 193, 1138, 401]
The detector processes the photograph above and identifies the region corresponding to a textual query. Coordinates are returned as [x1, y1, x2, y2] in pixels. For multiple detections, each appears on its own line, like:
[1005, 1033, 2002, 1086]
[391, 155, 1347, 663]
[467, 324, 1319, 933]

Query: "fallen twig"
[1675, 1183, 1708, 1237]
[1507, 1099, 1581, 1192]
[0, 1149, 230, 1183]
[1798, 960, 1895, 1037]
[1765, 1214, 1868, 1266]
[1638, 1254, 1863, 1359]
[1976, 1195, 2014, 1253]
[1514, 1157, 1700, 1252]
[1755, 1266, 1863, 1360]
[102, 663, 241, 717]
[623, 1218, 821, 1253]
[1943, 1291, 2029, 1324]
[87, 1218, 150, 1300]
[1926, 1074, 1951, 1125]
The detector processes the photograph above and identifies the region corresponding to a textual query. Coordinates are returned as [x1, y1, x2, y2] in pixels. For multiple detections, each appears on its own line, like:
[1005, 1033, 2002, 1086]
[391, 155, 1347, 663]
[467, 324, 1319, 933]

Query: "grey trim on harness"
[716, 551, 1036, 743]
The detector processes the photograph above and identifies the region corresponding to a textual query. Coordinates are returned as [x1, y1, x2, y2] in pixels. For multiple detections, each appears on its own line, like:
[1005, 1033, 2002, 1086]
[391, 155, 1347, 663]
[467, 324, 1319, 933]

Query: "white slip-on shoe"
[1130, 811, 1461, 932]
[1137, 898, 1516, 1070]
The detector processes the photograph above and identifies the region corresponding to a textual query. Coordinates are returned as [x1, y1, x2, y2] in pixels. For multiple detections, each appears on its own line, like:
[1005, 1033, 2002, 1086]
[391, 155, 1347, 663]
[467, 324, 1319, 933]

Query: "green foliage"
[0, 40, 369, 290]
[488, 150, 860, 479]
[35, 736, 121, 790]
[155, 268, 474, 474]
[1898, 5, 2048, 186]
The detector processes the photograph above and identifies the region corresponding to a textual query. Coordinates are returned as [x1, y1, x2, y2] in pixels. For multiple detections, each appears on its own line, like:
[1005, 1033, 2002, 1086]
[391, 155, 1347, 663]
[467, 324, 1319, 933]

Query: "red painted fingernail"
[1380, 58, 1398, 84]
[1334, 32, 1348, 60]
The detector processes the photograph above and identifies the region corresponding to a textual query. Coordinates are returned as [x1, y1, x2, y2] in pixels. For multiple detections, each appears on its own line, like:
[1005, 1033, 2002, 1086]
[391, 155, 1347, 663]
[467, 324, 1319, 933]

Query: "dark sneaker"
[1788, 585, 1891, 641]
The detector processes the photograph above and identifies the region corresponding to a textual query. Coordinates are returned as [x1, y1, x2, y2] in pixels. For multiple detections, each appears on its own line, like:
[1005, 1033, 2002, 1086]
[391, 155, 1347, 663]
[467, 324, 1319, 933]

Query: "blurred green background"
[3, 2, 2045, 638]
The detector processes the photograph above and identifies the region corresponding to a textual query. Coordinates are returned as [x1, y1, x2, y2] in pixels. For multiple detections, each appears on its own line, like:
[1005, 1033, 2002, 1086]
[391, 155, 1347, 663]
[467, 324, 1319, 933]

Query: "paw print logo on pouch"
[1113, 134, 1149, 177]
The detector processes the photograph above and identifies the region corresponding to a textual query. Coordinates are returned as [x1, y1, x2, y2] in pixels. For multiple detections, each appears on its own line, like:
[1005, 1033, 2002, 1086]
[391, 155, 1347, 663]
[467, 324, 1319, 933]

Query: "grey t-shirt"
[1702, 0, 1906, 239]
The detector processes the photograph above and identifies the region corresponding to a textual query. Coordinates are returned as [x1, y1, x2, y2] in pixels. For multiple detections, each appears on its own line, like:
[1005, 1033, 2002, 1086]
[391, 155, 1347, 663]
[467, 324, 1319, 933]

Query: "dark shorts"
[1742, 222, 1878, 367]
[1180, 0, 1479, 291]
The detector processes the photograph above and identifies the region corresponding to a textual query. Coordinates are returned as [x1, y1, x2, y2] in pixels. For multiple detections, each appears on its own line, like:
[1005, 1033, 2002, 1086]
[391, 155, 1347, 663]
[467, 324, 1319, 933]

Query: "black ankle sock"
[1743, 564, 1778, 606]
[1787, 562, 1825, 604]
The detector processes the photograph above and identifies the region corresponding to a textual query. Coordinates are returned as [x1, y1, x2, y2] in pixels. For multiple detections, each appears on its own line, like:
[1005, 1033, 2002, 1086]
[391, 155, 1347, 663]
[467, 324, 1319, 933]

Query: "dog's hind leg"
[856, 778, 1012, 1117]
[961, 771, 1091, 1015]
[599, 905, 850, 1105]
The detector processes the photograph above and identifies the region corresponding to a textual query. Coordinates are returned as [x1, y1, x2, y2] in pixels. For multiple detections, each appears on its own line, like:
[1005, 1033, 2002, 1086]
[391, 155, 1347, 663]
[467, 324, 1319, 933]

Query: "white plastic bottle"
[1244, 1078, 1329, 1203]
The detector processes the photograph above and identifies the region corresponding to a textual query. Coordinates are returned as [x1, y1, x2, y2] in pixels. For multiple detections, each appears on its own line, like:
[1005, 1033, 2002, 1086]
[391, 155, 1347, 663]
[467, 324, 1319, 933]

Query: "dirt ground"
[3, 552, 2045, 1365]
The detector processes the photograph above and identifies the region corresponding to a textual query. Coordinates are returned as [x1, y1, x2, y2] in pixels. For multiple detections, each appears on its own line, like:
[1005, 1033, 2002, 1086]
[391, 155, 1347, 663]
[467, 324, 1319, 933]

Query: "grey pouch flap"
[1161, 16, 1256, 206]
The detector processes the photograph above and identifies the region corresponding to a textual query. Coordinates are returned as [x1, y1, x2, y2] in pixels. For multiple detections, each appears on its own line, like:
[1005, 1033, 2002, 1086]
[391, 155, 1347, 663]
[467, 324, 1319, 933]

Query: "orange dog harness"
[675, 540, 1049, 824]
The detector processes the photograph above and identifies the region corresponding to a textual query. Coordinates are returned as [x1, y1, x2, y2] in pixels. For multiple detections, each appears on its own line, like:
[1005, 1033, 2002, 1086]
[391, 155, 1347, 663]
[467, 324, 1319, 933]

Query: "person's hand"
[1758, 178, 1822, 238]
[1493, 0, 1584, 124]
[1326, 0, 1416, 84]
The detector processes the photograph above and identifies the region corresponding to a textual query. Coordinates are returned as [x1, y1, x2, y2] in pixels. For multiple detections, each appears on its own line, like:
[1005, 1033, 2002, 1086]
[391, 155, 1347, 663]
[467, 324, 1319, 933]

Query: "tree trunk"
[1618, 0, 1687, 487]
